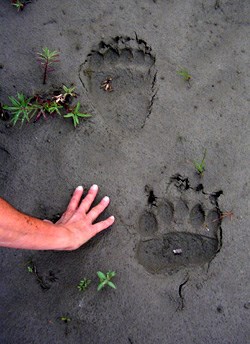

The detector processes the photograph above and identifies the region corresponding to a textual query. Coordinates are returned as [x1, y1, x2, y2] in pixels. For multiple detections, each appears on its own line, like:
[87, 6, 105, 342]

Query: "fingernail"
[110, 216, 115, 222]
[91, 184, 98, 190]
[103, 196, 109, 202]
[76, 186, 83, 191]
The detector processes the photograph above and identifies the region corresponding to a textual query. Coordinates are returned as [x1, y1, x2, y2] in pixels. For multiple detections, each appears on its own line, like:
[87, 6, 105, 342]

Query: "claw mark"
[146, 72, 158, 122]
[177, 276, 189, 311]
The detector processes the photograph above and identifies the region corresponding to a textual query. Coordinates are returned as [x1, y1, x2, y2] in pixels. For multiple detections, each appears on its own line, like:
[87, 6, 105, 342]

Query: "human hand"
[54, 184, 115, 250]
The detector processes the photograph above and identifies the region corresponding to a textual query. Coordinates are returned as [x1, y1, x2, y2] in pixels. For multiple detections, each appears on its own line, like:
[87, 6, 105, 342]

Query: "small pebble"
[173, 248, 182, 255]
[244, 302, 250, 309]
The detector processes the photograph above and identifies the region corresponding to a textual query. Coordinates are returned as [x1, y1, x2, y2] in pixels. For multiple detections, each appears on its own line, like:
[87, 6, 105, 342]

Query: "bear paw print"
[136, 177, 222, 274]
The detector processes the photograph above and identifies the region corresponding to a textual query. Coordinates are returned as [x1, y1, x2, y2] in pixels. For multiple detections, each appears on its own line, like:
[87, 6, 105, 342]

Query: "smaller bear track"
[79, 35, 157, 133]
[136, 175, 223, 274]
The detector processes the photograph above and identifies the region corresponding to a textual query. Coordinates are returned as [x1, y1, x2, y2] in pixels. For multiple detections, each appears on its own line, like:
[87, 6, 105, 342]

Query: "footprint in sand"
[79, 35, 157, 133]
[136, 176, 223, 274]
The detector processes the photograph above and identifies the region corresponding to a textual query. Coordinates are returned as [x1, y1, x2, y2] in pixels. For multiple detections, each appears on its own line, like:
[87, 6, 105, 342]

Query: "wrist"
[52, 224, 77, 251]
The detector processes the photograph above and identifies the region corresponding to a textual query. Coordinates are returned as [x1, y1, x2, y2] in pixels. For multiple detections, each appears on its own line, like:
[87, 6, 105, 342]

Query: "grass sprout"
[177, 68, 191, 82]
[64, 101, 91, 128]
[194, 149, 207, 175]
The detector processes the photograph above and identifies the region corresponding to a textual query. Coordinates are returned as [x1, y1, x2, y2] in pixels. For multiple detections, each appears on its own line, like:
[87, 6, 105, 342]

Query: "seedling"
[64, 101, 91, 128]
[194, 149, 207, 176]
[177, 68, 191, 82]
[3, 91, 65, 125]
[97, 271, 116, 291]
[33, 96, 63, 122]
[77, 278, 91, 291]
[11, 0, 31, 11]
[54, 85, 77, 104]
[37, 47, 60, 84]
[43, 101, 62, 115]
[26, 259, 35, 274]
[3, 93, 37, 126]
[62, 85, 77, 99]
[60, 316, 71, 323]
[11, 0, 25, 11]
[27, 266, 33, 273]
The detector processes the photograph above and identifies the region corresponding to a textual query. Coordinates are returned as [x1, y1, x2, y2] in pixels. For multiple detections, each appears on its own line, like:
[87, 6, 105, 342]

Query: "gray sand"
[0, 1, 249, 343]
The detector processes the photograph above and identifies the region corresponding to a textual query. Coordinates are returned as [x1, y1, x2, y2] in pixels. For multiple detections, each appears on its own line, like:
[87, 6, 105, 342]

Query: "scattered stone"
[244, 302, 250, 310]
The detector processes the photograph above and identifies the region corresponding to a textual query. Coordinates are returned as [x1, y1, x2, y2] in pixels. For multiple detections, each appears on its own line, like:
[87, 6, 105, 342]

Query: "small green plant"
[3, 87, 90, 127]
[177, 68, 191, 82]
[3, 93, 37, 125]
[77, 278, 91, 291]
[11, 0, 25, 11]
[194, 149, 207, 175]
[11, 0, 31, 11]
[64, 101, 91, 128]
[34, 98, 63, 121]
[53, 85, 77, 104]
[26, 259, 35, 273]
[97, 271, 116, 291]
[43, 101, 62, 115]
[62, 85, 77, 99]
[60, 316, 71, 323]
[37, 47, 60, 84]
[27, 266, 33, 273]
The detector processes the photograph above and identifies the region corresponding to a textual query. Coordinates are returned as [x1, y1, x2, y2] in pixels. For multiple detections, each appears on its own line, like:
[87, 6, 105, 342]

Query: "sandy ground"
[0, 0, 249, 343]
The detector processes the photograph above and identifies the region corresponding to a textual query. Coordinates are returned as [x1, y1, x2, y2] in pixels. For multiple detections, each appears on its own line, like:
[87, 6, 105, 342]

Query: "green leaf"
[107, 271, 116, 278]
[194, 161, 204, 174]
[75, 101, 81, 113]
[9, 97, 20, 106]
[62, 85, 68, 93]
[97, 281, 106, 291]
[107, 281, 116, 289]
[97, 271, 106, 280]
[77, 113, 92, 118]
[64, 113, 73, 118]
[37, 47, 59, 62]
[11, 117, 18, 125]
[3, 106, 17, 110]
[73, 117, 78, 128]
[63, 85, 76, 94]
